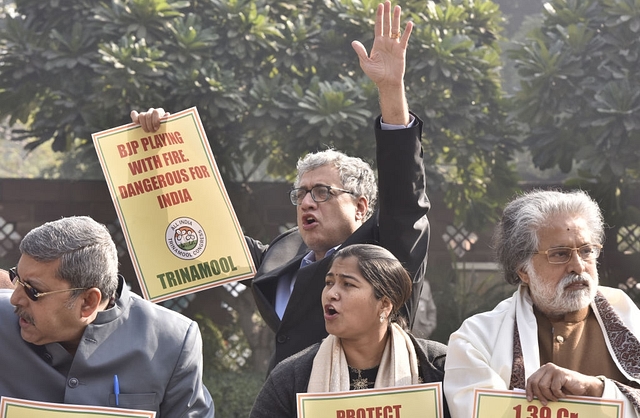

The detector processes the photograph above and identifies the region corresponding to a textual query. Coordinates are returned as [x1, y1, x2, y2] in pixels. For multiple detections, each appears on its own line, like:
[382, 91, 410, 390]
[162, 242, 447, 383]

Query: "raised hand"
[351, 1, 412, 125]
[351, 1, 413, 91]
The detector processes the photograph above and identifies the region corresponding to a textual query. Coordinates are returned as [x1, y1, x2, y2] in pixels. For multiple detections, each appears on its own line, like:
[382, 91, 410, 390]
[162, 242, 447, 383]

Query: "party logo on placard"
[165, 217, 207, 260]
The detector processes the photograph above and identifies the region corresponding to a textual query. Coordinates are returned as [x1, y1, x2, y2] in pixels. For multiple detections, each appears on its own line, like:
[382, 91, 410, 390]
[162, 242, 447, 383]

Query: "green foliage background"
[198, 315, 264, 417]
[508, 0, 640, 284]
[0, 0, 519, 230]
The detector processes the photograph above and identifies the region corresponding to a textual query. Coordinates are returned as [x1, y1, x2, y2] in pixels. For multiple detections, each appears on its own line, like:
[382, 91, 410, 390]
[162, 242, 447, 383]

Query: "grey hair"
[19, 216, 119, 302]
[294, 149, 377, 220]
[331, 244, 412, 330]
[493, 189, 605, 285]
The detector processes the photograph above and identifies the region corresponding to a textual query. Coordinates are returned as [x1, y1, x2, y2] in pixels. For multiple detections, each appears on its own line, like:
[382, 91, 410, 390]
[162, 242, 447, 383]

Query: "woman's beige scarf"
[307, 323, 420, 392]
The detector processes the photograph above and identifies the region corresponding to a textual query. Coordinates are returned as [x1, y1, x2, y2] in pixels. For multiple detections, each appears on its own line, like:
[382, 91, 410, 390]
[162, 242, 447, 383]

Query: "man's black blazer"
[247, 115, 431, 371]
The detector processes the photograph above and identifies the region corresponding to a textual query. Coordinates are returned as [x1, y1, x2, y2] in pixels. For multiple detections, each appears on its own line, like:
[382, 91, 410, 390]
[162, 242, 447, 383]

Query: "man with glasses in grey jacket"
[0, 216, 214, 417]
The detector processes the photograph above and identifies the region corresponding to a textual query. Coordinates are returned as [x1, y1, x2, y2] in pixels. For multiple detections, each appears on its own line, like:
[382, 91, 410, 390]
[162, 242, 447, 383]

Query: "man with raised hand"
[133, 1, 430, 373]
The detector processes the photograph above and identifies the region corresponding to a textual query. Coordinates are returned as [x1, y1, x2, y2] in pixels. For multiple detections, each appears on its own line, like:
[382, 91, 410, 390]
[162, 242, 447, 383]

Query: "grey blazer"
[0, 278, 214, 417]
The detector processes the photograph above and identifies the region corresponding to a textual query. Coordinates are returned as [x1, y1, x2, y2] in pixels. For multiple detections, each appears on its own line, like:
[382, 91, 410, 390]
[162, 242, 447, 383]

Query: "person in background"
[0, 216, 214, 417]
[0, 268, 14, 289]
[444, 189, 640, 418]
[132, 0, 431, 373]
[249, 244, 450, 418]
[412, 279, 437, 338]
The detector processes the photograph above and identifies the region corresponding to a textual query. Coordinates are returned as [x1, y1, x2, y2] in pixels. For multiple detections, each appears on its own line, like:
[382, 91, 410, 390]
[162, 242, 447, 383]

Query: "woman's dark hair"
[331, 244, 412, 329]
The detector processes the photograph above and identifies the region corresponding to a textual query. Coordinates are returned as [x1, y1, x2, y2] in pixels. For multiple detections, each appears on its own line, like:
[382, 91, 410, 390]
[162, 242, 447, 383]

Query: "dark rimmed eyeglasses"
[289, 185, 355, 206]
[9, 267, 86, 302]
[532, 243, 603, 265]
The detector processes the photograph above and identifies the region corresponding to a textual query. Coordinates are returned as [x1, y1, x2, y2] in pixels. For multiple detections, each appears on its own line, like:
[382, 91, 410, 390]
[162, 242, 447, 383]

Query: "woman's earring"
[379, 313, 386, 323]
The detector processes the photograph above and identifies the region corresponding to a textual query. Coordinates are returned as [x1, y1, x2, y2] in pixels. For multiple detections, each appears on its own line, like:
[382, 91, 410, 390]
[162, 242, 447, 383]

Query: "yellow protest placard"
[92, 107, 256, 302]
[473, 389, 623, 418]
[297, 383, 443, 418]
[0, 397, 155, 418]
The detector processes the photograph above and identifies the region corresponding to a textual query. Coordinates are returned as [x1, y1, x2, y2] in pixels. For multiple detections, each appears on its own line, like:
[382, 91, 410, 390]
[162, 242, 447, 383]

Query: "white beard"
[527, 269, 598, 317]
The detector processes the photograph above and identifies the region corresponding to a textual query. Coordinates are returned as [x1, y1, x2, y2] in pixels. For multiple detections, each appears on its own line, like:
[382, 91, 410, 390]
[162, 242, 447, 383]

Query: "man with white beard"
[444, 189, 640, 418]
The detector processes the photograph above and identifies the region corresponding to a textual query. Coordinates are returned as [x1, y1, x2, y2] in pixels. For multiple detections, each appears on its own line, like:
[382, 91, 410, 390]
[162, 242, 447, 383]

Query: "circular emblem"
[165, 217, 207, 260]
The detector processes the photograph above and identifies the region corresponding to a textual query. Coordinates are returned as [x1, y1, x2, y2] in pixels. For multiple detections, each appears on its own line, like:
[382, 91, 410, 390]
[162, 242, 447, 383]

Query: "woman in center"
[250, 244, 449, 417]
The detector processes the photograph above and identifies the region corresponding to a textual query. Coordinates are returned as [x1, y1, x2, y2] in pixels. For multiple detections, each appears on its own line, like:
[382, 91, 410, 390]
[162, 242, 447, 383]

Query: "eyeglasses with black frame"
[9, 267, 87, 302]
[533, 243, 603, 265]
[289, 185, 355, 206]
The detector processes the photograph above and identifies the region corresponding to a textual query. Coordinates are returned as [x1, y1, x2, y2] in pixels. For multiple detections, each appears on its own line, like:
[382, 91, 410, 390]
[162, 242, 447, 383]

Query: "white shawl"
[444, 285, 640, 418]
[307, 323, 420, 392]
